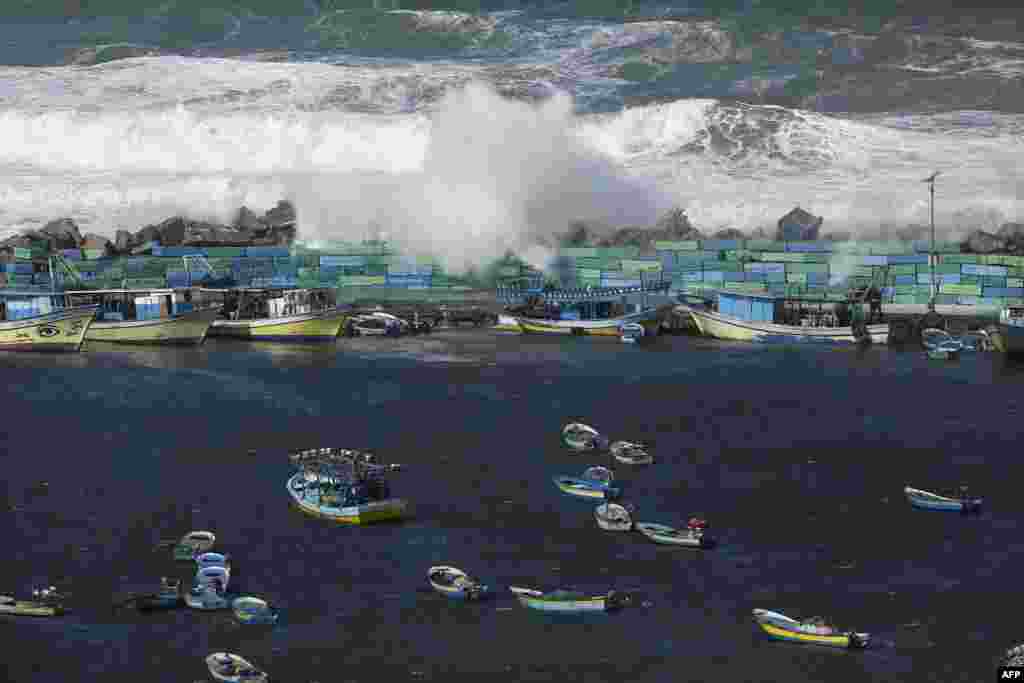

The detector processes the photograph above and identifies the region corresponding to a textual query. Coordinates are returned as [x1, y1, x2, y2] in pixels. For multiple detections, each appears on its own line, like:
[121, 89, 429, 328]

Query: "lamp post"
[923, 172, 941, 312]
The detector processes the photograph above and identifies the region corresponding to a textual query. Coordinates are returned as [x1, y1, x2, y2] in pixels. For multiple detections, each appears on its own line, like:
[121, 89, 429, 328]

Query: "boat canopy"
[716, 291, 780, 323]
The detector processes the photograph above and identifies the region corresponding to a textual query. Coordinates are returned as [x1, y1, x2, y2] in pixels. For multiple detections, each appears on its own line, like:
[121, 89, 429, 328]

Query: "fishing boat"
[135, 578, 182, 612]
[681, 292, 889, 345]
[63, 288, 219, 345]
[996, 305, 1024, 354]
[595, 502, 634, 531]
[904, 486, 983, 513]
[552, 466, 619, 500]
[0, 291, 97, 352]
[427, 566, 489, 600]
[609, 441, 653, 465]
[287, 447, 408, 524]
[635, 518, 713, 548]
[206, 653, 268, 683]
[561, 422, 606, 451]
[619, 322, 645, 343]
[509, 586, 630, 613]
[752, 609, 869, 649]
[0, 587, 67, 617]
[185, 585, 230, 610]
[173, 530, 216, 561]
[349, 312, 404, 337]
[205, 287, 350, 342]
[232, 596, 279, 624]
[195, 552, 231, 572]
[493, 314, 522, 332]
[498, 281, 675, 337]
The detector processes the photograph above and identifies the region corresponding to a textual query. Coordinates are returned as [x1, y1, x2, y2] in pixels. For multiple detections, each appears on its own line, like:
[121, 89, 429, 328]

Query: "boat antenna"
[923, 171, 941, 312]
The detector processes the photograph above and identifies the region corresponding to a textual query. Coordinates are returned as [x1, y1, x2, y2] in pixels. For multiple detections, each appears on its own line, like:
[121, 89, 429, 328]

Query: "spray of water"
[286, 82, 673, 273]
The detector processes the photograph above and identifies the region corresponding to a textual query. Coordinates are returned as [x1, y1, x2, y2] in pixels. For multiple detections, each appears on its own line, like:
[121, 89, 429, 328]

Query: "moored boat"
[509, 586, 630, 613]
[205, 287, 349, 342]
[173, 530, 216, 561]
[196, 565, 231, 593]
[635, 518, 713, 548]
[0, 292, 97, 352]
[287, 448, 408, 524]
[619, 322, 646, 343]
[195, 552, 231, 572]
[348, 312, 404, 337]
[561, 422, 605, 451]
[0, 587, 67, 617]
[427, 566, 489, 600]
[552, 466, 619, 500]
[64, 288, 219, 345]
[609, 441, 652, 465]
[232, 596, 279, 624]
[206, 653, 268, 683]
[493, 314, 522, 332]
[594, 502, 633, 531]
[996, 305, 1024, 355]
[681, 292, 889, 345]
[921, 328, 962, 359]
[185, 585, 230, 611]
[904, 486, 982, 513]
[752, 608, 869, 649]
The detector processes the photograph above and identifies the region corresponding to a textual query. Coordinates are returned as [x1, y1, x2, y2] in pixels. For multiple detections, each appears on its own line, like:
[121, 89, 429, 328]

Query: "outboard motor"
[605, 590, 632, 611]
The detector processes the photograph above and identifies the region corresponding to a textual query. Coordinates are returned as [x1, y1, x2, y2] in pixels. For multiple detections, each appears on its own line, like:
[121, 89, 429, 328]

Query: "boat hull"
[635, 523, 708, 548]
[85, 307, 219, 345]
[493, 314, 522, 332]
[0, 601, 63, 617]
[516, 596, 607, 613]
[209, 309, 348, 342]
[553, 477, 618, 500]
[683, 306, 889, 345]
[516, 306, 668, 337]
[756, 620, 857, 648]
[904, 488, 982, 512]
[287, 474, 407, 524]
[0, 305, 96, 352]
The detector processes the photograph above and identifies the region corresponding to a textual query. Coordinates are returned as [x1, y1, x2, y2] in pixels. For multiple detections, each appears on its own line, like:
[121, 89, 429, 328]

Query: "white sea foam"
[0, 56, 1020, 271]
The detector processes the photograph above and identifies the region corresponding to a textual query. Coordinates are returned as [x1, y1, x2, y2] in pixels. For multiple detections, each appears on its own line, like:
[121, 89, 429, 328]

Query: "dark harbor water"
[1, 330, 1021, 682]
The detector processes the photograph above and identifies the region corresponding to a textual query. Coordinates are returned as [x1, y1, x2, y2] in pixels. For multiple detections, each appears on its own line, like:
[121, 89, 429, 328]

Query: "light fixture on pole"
[923, 171, 941, 312]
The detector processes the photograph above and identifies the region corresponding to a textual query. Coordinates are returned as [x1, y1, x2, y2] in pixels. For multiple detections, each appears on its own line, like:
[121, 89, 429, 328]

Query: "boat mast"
[923, 171, 941, 313]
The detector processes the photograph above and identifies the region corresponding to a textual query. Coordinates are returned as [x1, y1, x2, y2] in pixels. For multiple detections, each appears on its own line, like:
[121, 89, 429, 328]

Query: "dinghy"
[595, 502, 633, 531]
[561, 422, 606, 451]
[753, 608, 869, 649]
[0, 588, 66, 617]
[635, 519, 713, 548]
[427, 566, 489, 600]
[509, 586, 630, 614]
[195, 552, 231, 572]
[136, 578, 181, 612]
[552, 466, 620, 500]
[922, 328, 963, 359]
[195, 565, 230, 593]
[185, 585, 230, 611]
[173, 530, 215, 561]
[904, 486, 982, 513]
[232, 597, 279, 625]
[206, 653, 268, 683]
[609, 441, 653, 465]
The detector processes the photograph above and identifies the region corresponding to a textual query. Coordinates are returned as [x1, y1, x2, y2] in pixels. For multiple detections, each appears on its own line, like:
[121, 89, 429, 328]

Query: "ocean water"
[3, 330, 1024, 682]
[0, 0, 1021, 266]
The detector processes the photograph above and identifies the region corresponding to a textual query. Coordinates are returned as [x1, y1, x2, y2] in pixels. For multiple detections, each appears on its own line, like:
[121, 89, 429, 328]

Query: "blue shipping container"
[700, 240, 739, 251]
[860, 255, 887, 266]
[785, 241, 833, 253]
[320, 255, 367, 267]
[962, 263, 1008, 277]
[702, 271, 724, 282]
[886, 254, 928, 265]
[723, 271, 745, 282]
[895, 275, 916, 285]
[244, 247, 290, 257]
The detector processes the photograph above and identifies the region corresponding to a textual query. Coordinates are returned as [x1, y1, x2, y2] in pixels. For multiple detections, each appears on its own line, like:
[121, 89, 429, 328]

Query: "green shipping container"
[940, 254, 979, 264]
[786, 262, 829, 274]
[786, 272, 808, 284]
[746, 240, 786, 252]
[621, 259, 662, 273]
[724, 282, 768, 293]
[562, 247, 599, 258]
[596, 246, 640, 258]
[893, 294, 916, 304]
[1008, 278, 1024, 288]
[718, 261, 744, 272]
[498, 266, 520, 277]
[653, 241, 700, 251]
[205, 247, 246, 257]
[940, 283, 981, 295]
[869, 241, 914, 255]
[13, 247, 32, 259]
[890, 264, 917, 275]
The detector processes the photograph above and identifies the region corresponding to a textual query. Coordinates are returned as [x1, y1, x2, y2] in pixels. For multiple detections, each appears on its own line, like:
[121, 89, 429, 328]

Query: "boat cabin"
[501, 282, 674, 321]
[715, 292, 782, 324]
[206, 288, 339, 321]
[64, 288, 203, 322]
[715, 291, 866, 328]
[1001, 305, 1024, 327]
[0, 292, 64, 322]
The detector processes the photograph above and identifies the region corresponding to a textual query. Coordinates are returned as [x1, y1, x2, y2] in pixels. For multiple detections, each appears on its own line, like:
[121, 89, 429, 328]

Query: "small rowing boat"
[561, 422, 606, 451]
[609, 441, 652, 465]
[427, 566, 489, 600]
[206, 653, 268, 683]
[195, 552, 231, 572]
[753, 608, 869, 649]
[509, 586, 630, 613]
[635, 519, 713, 548]
[185, 585, 230, 611]
[0, 589, 66, 617]
[595, 502, 633, 531]
[552, 466, 619, 500]
[904, 486, 983, 513]
[232, 596, 279, 625]
[173, 530, 216, 561]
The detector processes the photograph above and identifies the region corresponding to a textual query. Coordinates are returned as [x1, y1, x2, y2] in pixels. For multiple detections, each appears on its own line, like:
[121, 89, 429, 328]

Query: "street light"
[923, 171, 941, 312]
